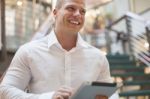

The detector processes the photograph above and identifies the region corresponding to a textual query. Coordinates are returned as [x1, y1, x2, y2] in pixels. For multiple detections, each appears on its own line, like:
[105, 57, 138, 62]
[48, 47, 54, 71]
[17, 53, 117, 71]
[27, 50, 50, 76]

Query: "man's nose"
[74, 10, 81, 16]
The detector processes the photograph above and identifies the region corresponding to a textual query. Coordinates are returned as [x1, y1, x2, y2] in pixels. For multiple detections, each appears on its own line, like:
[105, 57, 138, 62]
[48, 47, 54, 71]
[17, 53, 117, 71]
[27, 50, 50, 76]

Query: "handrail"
[105, 12, 150, 66]
[125, 12, 146, 23]
[138, 56, 150, 66]
[106, 15, 126, 28]
[106, 12, 150, 29]
[131, 41, 147, 51]
[139, 7, 150, 15]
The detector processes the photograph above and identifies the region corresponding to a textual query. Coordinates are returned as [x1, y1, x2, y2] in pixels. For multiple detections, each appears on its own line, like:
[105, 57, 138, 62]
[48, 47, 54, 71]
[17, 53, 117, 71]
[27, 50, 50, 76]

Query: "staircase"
[107, 54, 150, 99]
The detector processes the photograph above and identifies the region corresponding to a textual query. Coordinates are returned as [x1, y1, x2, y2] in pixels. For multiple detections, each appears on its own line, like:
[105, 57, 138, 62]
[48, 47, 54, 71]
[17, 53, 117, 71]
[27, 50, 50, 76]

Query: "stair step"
[110, 66, 145, 69]
[123, 81, 150, 86]
[111, 72, 150, 77]
[119, 90, 150, 96]
[108, 60, 132, 63]
[109, 61, 134, 65]
[107, 54, 150, 97]
[107, 54, 129, 59]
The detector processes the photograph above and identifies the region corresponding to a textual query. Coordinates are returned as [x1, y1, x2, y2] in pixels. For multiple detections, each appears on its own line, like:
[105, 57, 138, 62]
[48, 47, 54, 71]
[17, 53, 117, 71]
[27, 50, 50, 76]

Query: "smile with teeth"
[70, 20, 80, 25]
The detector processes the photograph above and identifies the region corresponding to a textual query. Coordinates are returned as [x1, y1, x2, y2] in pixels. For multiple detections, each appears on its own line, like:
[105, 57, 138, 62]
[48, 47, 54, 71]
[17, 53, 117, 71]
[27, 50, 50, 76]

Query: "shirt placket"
[64, 52, 71, 86]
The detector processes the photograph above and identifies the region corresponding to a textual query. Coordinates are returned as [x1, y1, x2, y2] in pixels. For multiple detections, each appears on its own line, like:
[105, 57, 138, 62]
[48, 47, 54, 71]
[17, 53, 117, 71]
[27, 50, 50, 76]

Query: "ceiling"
[86, 0, 113, 9]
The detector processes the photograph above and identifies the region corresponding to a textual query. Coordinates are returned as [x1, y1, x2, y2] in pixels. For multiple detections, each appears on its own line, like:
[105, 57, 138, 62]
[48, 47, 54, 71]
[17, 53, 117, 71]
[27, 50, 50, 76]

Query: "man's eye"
[81, 10, 86, 15]
[67, 7, 75, 11]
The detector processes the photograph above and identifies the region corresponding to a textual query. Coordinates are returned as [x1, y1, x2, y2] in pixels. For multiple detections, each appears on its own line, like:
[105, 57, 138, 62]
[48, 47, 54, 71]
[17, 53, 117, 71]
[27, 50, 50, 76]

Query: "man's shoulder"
[84, 44, 106, 57]
[19, 37, 48, 51]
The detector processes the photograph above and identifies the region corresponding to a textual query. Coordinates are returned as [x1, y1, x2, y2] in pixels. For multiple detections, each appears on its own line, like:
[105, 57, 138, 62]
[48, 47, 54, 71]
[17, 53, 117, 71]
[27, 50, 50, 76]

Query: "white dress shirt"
[0, 30, 119, 99]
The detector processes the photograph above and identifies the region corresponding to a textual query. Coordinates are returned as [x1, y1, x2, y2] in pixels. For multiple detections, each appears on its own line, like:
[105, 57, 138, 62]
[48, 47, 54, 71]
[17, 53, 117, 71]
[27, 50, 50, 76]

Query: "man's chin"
[70, 26, 82, 31]
[69, 28, 80, 32]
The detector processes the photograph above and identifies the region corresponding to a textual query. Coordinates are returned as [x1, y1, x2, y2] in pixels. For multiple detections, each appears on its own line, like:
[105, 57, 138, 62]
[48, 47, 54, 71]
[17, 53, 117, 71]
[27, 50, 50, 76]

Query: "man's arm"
[0, 46, 54, 99]
[97, 55, 119, 99]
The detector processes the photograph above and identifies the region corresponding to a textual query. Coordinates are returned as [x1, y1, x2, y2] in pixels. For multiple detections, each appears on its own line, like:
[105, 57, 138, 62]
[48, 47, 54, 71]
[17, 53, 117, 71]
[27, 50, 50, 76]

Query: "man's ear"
[53, 9, 57, 16]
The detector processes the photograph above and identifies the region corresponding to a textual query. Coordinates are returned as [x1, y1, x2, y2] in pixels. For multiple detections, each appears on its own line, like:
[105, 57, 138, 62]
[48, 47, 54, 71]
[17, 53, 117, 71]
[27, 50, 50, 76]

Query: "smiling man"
[53, 0, 86, 51]
[0, 0, 119, 99]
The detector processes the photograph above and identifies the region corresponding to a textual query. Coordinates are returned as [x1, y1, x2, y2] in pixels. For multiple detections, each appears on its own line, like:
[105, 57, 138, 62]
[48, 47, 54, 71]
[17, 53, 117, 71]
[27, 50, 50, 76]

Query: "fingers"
[53, 86, 73, 99]
[55, 91, 69, 99]
[58, 86, 73, 95]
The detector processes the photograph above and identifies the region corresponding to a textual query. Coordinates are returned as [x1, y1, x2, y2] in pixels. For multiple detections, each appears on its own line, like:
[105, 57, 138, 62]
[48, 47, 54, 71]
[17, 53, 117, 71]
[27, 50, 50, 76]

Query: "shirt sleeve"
[97, 55, 112, 82]
[97, 55, 120, 99]
[0, 45, 54, 99]
[0, 85, 55, 99]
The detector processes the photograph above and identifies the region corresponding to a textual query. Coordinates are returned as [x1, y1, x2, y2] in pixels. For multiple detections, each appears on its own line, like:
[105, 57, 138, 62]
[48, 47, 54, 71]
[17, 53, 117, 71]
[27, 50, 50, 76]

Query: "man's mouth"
[69, 20, 80, 25]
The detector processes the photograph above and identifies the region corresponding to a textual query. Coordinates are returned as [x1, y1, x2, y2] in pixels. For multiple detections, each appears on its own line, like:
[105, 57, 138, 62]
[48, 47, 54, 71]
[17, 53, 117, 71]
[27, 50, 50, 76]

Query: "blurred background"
[0, 0, 150, 99]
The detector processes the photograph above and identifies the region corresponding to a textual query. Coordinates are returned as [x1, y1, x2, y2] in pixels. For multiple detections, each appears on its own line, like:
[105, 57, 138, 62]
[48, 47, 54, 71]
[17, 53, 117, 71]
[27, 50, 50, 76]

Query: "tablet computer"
[71, 82, 118, 99]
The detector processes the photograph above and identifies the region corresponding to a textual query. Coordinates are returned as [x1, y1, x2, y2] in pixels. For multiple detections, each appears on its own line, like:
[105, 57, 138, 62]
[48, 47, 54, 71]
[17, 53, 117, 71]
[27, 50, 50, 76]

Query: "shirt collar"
[47, 30, 60, 48]
[76, 34, 90, 49]
[47, 30, 90, 49]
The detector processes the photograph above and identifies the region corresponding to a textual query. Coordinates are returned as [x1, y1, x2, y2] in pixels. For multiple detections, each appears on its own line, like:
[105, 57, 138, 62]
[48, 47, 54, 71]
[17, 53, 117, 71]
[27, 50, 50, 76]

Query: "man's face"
[53, 0, 86, 33]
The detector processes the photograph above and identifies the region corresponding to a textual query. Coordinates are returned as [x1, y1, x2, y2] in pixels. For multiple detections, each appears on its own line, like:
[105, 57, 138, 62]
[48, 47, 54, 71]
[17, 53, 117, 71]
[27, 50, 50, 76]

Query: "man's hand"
[52, 86, 73, 99]
[95, 95, 108, 99]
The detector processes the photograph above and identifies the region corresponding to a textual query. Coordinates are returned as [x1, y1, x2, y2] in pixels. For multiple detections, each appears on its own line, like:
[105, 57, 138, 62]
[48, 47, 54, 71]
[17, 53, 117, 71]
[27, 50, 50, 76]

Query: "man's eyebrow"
[65, 4, 86, 11]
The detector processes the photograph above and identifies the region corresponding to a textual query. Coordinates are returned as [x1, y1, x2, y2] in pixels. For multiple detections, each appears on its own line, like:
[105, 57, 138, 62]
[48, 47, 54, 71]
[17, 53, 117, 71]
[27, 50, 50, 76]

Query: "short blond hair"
[55, 0, 64, 9]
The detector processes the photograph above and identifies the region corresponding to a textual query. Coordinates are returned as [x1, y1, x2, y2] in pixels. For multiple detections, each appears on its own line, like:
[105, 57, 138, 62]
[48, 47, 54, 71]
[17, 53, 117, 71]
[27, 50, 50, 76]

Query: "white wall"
[113, 0, 130, 18]
[141, 10, 150, 20]
[130, 0, 150, 14]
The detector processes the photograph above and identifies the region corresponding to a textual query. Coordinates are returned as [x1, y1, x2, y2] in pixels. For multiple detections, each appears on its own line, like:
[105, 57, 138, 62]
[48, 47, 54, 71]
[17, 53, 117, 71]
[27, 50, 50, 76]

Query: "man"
[0, 0, 119, 99]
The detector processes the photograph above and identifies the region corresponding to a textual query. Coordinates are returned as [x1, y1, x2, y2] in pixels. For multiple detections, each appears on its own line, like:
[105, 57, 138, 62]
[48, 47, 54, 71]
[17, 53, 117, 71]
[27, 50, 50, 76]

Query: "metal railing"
[106, 12, 150, 66]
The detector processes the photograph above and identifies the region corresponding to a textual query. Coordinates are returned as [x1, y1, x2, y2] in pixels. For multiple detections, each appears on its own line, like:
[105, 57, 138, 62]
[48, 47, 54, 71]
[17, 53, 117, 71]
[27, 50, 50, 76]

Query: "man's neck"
[55, 29, 78, 51]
